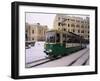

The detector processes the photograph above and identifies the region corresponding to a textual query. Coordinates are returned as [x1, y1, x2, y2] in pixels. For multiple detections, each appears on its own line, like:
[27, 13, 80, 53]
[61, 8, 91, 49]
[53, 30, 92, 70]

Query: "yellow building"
[25, 23, 48, 41]
[53, 14, 89, 41]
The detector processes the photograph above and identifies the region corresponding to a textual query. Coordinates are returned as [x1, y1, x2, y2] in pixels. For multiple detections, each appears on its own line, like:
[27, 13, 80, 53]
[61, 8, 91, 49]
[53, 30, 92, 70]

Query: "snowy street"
[26, 42, 47, 64]
[26, 42, 89, 68]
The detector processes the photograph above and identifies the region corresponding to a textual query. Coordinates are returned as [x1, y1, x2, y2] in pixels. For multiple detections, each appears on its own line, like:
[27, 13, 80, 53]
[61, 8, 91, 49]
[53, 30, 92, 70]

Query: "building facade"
[25, 23, 48, 41]
[53, 14, 89, 41]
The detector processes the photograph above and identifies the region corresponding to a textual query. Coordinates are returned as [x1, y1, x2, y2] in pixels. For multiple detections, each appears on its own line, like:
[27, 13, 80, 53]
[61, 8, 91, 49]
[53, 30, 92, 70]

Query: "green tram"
[44, 30, 86, 58]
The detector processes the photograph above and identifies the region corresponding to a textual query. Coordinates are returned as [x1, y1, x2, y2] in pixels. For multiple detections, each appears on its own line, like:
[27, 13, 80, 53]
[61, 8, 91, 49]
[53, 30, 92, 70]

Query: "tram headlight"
[46, 49, 52, 53]
[49, 49, 52, 52]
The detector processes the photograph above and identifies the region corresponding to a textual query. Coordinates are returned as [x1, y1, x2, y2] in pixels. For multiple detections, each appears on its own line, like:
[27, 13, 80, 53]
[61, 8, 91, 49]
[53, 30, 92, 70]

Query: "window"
[58, 22, 61, 26]
[81, 21, 84, 23]
[50, 36, 55, 42]
[32, 30, 34, 34]
[73, 29, 75, 32]
[68, 29, 70, 32]
[68, 24, 70, 27]
[68, 19, 70, 21]
[46, 32, 55, 43]
[85, 21, 87, 23]
[71, 19, 75, 21]
[88, 35, 89, 38]
[56, 33, 60, 42]
[81, 30, 84, 33]
[76, 20, 80, 22]
[71, 24, 75, 27]
[63, 34, 66, 42]
[78, 30, 80, 33]
[32, 38, 34, 40]
[63, 28, 66, 31]
[76, 24, 80, 28]
[81, 25, 84, 28]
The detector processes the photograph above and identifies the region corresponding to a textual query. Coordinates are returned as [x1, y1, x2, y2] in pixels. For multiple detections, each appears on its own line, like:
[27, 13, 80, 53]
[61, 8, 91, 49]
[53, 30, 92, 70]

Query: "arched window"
[71, 24, 75, 27]
[76, 24, 80, 28]
[81, 24, 84, 28]
[68, 24, 70, 27]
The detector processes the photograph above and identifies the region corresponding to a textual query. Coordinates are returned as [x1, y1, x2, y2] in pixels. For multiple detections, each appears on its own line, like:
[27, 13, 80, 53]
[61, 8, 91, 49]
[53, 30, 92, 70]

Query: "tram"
[44, 30, 86, 58]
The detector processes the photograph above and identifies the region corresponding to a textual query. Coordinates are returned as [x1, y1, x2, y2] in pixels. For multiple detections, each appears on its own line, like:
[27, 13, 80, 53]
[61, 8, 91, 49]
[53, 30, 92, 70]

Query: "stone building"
[25, 23, 48, 41]
[53, 14, 89, 41]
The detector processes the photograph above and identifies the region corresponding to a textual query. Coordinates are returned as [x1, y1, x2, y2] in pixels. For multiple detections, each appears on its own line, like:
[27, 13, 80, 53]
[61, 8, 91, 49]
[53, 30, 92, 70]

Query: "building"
[53, 14, 89, 41]
[25, 23, 48, 41]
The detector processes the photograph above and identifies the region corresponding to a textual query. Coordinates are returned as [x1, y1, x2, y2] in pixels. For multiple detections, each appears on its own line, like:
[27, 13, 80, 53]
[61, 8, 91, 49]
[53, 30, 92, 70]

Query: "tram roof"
[46, 29, 67, 33]
[46, 29, 83, 38]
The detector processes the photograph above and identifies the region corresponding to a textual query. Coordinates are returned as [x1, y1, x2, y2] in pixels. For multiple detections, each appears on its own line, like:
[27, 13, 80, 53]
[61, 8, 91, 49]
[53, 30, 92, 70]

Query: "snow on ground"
[26, 41, 47, 63]
[35, 48, 89, 68]
[26, 42, 90, 67]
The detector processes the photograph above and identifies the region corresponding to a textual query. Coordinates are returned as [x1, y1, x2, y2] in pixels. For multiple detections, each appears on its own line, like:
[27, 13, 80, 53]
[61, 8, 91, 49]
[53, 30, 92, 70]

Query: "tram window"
[56, 33, 60, 42]
[46, 36, 55, 43]
[63, 34, 66, 42]
[67, 38, 72, 43]
[46, 32, 55, 43]
[47, 38, 49, 42]
[50, 36, 55, 42]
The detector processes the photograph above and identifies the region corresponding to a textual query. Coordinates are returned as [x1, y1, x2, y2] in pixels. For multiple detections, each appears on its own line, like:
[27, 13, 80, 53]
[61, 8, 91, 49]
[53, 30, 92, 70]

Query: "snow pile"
[26, 41, 47, 64]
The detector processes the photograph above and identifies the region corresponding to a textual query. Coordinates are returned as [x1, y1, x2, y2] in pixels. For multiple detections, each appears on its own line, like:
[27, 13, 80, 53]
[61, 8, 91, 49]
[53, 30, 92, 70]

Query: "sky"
[26, 12, 56, 29]
[26, 12, 89, 29]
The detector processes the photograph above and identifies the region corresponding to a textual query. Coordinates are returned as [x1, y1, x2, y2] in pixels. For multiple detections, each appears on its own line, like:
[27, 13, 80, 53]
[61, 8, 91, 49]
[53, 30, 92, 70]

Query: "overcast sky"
[26, 12, 89, 29]
[26, 13, 56, 29]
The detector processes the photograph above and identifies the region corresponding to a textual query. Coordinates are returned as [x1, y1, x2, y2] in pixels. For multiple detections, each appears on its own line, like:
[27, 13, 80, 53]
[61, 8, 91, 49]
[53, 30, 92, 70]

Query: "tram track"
[26, 57, 49, 64]
[26, 48, 89, 68]
[82, 56, 89, 65]
[67, 49, 89, 66]
[26, 58, 51, 68]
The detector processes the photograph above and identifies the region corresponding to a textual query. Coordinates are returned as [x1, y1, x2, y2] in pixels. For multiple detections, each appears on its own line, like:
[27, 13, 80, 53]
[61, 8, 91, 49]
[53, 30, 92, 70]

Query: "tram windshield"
[46, 32, 55, 43]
